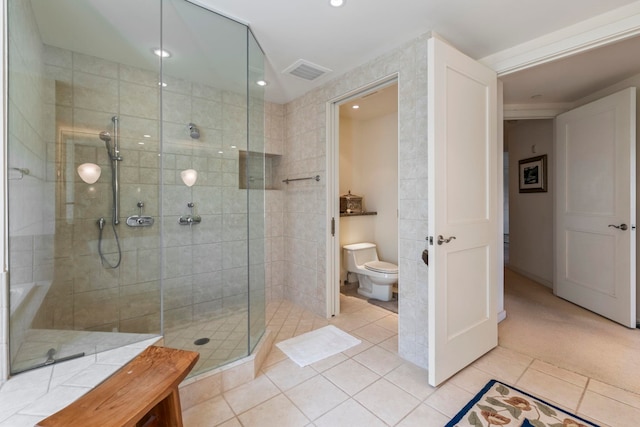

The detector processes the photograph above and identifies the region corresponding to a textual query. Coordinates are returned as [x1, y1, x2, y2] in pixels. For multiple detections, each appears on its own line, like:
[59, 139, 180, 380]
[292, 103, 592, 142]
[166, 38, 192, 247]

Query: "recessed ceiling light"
[256, 80, 268, 87]
[218, 151, 224, 154]
[158, 81, 168, 87]
[352, 105, 360, 109]
[143, 134, 151, 138]
[153, 48, 171, 58]
[231, 145, 237, 149]
[138, 142, 145, 145]
[330, 0, 345, 7]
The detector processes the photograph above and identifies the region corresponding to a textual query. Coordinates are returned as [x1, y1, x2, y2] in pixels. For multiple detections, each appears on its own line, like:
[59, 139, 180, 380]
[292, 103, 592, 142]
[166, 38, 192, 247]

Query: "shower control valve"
[179, 202, 201, 226]
[126, 200, 154, 227]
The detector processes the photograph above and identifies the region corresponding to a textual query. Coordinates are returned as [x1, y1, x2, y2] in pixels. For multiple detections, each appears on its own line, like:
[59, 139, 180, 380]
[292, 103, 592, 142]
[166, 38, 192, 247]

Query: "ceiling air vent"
[283, 59, 332, 81]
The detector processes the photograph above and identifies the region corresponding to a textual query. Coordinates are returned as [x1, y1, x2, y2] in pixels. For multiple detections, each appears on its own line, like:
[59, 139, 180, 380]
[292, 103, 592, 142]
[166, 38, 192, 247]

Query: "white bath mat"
[276, 325, 361, 367]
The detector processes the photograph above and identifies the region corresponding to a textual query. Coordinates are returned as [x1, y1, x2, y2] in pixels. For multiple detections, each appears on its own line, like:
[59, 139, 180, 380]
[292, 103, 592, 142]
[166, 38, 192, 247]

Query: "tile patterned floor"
[183, 295, 640, 427]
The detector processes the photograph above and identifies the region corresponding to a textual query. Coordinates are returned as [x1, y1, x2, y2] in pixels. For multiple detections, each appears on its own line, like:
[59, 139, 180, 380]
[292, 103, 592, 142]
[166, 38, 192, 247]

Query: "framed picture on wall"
[518, 154, 547, 193]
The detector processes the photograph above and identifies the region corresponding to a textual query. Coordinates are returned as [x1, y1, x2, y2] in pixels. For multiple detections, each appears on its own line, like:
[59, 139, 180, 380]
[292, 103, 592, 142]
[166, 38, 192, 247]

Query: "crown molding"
[481, 2, 640, 76]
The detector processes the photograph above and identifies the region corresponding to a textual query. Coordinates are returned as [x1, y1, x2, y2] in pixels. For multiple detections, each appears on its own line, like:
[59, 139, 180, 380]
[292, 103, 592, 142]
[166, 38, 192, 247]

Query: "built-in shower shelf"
[239, 151, 281, 190]
[340, 211, 377, 217]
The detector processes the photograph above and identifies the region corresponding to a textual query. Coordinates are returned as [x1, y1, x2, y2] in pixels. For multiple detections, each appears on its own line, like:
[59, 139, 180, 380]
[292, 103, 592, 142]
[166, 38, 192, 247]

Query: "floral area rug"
[446, 379, 600, 427]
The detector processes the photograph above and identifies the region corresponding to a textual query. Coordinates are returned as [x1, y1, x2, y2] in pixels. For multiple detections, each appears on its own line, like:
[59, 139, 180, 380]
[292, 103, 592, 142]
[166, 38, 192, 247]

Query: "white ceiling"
[29, 0, 640, 106]
[501, 35, 640, 105]
[196, 0, 640, 104]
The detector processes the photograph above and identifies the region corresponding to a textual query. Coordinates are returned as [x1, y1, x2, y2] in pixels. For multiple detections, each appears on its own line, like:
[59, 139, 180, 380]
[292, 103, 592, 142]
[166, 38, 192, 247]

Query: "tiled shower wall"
[264, 102, 285, 303]
[19, 41, 259, 335]
[282, 34, 431, 368]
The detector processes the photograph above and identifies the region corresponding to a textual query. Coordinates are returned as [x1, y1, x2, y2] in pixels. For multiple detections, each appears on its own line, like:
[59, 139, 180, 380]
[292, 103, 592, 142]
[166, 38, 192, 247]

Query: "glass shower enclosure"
[7, 0, 266, 377]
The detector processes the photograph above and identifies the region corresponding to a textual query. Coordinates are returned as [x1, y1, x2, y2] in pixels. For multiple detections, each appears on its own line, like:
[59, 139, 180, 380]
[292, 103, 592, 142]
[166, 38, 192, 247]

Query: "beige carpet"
[500, 268, 640, 394]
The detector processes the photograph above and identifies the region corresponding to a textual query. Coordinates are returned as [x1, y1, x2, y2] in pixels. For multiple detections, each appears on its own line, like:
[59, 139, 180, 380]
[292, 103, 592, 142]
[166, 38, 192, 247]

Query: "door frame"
[495, 14, 640, 326]
[325, 74, 399, 318]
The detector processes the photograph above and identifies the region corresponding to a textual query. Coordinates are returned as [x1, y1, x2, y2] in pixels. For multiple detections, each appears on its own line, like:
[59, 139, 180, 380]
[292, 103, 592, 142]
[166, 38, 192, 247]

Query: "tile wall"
[280, 34, 431, 368]
[264, 102, 285, 303]
[31, 43, 261, 334]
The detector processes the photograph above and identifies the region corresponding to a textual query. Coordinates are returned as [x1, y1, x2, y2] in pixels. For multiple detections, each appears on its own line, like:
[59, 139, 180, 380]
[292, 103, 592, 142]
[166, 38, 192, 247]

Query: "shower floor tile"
[164, 308, 252, 377]
[10, 330, 158, 375]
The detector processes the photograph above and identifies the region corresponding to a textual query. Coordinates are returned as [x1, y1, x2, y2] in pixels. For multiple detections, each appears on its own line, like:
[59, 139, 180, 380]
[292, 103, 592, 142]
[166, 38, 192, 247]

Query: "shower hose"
[97, 217, 122, 269]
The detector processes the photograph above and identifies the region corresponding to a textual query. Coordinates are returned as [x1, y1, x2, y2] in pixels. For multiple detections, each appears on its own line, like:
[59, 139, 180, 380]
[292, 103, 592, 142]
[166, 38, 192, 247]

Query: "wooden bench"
[36, 346, 199, 427]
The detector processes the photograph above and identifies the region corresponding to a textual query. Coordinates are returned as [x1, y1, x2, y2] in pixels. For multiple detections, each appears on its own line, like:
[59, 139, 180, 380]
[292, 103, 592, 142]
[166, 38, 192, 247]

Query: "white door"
[427, 37, 498, 386]
[555, 88, 636, 328]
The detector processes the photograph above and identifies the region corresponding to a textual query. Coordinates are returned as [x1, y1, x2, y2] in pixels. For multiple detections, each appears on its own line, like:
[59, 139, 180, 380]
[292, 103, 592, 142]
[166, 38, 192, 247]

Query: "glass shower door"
[160, 0, 265, 376]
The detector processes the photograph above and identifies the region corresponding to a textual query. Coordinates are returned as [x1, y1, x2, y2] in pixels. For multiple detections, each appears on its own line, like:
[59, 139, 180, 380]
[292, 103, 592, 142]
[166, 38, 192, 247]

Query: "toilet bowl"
[343, 242, 398, 301]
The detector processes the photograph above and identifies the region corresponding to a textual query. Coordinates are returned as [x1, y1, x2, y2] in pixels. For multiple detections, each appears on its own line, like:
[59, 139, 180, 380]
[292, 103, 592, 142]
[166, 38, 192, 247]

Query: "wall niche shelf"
[340, 211, 377, 217]
[239, 150, 281, 190]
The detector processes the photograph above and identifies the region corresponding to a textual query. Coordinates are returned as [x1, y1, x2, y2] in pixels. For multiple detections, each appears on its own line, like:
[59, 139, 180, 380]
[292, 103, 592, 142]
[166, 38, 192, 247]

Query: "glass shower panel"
[7, 0, 162, 374]
[161, 0, 253, 376]
[8, 0, 265, 379]
[247, 30, 266, 353]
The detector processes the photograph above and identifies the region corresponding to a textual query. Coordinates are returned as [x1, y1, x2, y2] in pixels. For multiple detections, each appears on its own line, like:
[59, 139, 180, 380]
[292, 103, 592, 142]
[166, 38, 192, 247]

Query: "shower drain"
[193, 338, 210, 346]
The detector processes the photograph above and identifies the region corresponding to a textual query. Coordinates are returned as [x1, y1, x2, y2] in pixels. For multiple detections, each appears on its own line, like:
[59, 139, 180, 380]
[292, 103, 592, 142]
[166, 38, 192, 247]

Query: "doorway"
[503, 119, 554, 288]
[327, 78, 399, 316]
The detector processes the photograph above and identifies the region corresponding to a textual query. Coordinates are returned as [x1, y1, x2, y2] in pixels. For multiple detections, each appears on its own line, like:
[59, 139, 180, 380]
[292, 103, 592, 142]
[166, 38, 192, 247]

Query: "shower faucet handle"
[137, 201, 144, 216]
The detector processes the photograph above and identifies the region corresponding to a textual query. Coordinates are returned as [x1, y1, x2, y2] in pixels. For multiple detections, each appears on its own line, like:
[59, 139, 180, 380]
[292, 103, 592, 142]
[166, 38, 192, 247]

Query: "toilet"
[343, 242, 398, 301]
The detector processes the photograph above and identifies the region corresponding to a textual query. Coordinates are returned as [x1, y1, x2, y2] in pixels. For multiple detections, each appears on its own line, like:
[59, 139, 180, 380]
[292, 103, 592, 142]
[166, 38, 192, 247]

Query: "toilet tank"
[343, 243, 379, 270]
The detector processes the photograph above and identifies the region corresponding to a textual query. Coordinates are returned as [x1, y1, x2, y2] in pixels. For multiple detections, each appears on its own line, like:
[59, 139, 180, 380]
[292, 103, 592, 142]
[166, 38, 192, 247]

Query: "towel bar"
[282, 175, 320, 184]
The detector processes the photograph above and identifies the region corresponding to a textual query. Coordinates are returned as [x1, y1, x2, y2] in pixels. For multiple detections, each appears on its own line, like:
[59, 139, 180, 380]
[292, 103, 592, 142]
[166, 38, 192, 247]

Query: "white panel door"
[555, 88, 636, 328]
[427, 37, 498, 387]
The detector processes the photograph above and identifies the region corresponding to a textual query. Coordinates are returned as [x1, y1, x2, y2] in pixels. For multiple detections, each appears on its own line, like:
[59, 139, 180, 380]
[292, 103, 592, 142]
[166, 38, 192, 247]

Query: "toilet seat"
[364, 261, 398, 274]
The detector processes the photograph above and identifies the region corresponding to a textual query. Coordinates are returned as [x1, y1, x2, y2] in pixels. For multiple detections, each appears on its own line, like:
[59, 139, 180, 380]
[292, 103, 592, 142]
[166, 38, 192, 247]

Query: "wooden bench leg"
[164, 388, 184, 427]
[136, 388, 184, 427]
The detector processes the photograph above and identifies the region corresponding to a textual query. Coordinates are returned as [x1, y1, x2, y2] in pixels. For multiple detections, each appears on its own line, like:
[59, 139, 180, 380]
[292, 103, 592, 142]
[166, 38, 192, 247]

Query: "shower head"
[188, 123, 200, 139]
[99, 131, 111, 143]
[99, 131, 117, 160]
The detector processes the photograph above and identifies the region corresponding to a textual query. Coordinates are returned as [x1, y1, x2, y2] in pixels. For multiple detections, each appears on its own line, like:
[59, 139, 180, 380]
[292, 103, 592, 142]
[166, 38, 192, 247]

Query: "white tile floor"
[183, 295, 640, 427]
[3, 291, 639, 426]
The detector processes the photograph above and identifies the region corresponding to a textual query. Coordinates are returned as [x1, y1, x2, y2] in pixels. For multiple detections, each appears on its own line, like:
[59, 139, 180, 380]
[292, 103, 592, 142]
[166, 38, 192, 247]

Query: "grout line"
[513, 356, 535, 385]
[576, 377, 590, 413]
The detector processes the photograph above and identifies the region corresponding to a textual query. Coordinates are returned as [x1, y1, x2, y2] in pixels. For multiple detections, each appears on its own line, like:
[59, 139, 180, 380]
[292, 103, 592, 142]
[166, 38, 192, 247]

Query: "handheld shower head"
[99, 131, 117, 160]
[188, 123, 200, 139]
[99, 131, 111, 143]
